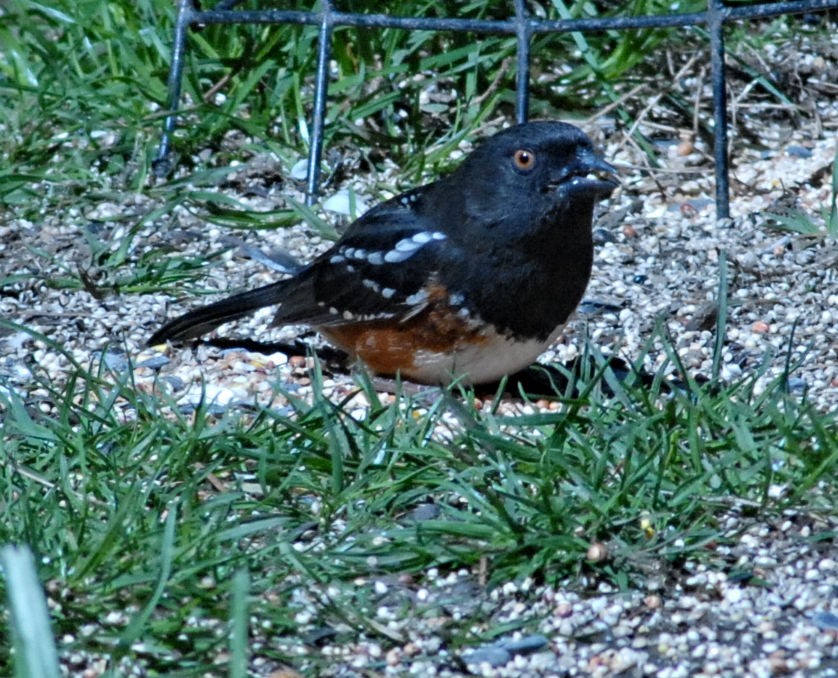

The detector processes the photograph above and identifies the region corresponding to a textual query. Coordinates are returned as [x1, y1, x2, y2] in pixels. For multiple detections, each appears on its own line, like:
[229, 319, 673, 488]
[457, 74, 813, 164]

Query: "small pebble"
[463, 646, 511, 667]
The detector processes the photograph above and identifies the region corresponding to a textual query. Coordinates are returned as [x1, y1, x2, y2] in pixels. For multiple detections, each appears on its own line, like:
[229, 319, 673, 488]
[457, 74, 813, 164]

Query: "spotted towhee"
[148, 121, 618, 385]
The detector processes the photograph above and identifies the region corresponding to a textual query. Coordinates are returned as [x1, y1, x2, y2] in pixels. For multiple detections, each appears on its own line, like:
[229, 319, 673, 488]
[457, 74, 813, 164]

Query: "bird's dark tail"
[147, 279, 292, 345]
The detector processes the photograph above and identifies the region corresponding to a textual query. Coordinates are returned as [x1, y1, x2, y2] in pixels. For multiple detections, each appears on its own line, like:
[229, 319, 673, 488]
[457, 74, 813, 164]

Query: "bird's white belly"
[406, 324, 565, 385]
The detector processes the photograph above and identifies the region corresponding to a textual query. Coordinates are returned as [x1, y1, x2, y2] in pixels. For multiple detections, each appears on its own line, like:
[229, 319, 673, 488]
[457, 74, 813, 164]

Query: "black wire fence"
[153, 0, 838, 219]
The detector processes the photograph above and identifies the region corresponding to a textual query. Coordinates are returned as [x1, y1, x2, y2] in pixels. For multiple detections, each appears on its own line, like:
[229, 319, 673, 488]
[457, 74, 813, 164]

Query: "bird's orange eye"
[512, 149, 536, 171]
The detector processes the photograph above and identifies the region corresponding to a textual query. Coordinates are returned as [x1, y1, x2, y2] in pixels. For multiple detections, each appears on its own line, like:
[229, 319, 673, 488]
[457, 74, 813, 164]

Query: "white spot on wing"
[355, 232, 447, 266]
[405, 290, 429, 306]
[384, 248, 415, 263]
[399, 192, 419, 207]
[383, 231, 446, 263]
[395, 238, 422, 253]
[412, 231, 446, 244]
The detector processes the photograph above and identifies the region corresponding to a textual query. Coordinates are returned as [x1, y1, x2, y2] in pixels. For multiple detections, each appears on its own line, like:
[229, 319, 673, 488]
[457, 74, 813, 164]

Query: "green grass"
[765, 145, 838, 239]
[0, 0, 706, 200]
[2, 321, 836, 673]
[1, 0, 837, 674]
[1, 546, 61, 678]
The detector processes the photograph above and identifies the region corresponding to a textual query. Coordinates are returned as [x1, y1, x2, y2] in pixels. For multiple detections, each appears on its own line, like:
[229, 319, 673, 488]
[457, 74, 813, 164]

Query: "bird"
[148, 121, 618, 385]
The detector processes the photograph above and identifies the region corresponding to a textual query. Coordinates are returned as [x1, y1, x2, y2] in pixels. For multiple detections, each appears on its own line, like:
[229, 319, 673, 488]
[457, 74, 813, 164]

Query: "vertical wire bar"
[708, 0, 731, 219]
[306, 1, 333, 205]
[154, 0, 195, 177]
[513, 0, 531, 123]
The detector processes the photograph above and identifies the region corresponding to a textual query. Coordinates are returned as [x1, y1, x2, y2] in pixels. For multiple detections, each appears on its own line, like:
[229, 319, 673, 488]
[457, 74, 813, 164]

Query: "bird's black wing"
[273, 188, 461, 327]
[148, 185, 461, 343]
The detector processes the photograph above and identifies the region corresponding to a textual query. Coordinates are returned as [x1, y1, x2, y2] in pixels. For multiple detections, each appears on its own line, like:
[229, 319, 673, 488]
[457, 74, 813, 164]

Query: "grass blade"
[229, 568, 250, 678]
[1, 545, 61, 678]
[120, 503, 178, 646]
[711, 249, 729, 382]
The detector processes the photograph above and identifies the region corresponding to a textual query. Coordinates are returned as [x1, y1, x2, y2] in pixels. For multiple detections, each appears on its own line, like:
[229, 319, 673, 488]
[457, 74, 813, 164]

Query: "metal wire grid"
[153, 0, 838, 219]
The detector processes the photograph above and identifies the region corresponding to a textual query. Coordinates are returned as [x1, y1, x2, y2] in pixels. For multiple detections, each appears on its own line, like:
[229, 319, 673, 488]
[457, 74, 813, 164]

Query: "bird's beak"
[582, 155, 619, 180]
[569, 152, 620, 198]
[550, 150, 619, 199]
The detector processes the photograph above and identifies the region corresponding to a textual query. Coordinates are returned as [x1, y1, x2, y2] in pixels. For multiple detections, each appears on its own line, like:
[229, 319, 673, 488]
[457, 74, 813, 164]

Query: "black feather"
[148, 279, 292, 344]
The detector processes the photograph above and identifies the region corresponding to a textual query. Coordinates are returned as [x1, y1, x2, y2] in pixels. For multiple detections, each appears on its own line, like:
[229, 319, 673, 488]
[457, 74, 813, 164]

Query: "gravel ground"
[265, 513, 838, 677]
[2, 30, 837, 678]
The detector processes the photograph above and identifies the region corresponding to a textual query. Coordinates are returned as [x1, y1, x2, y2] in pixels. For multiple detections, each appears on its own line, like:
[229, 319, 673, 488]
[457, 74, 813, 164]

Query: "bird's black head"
[447, 121, 618, 241]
